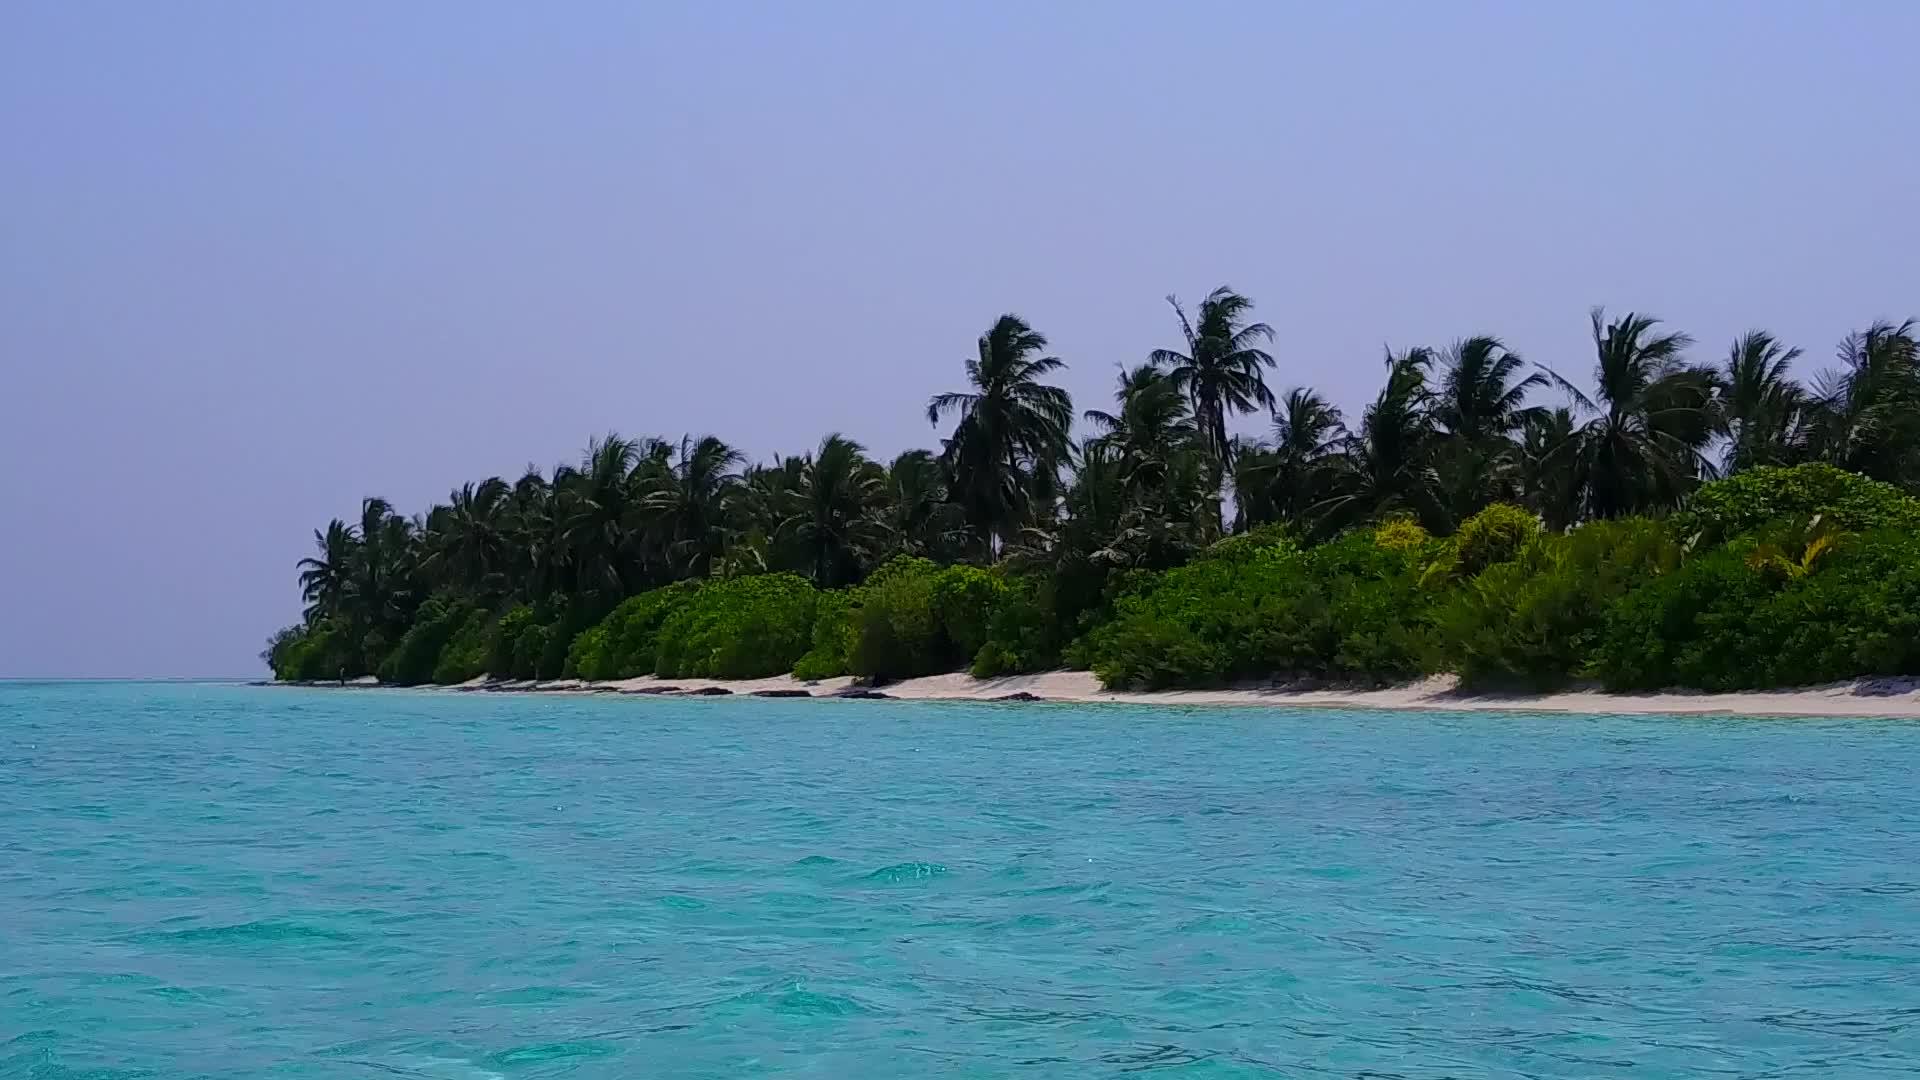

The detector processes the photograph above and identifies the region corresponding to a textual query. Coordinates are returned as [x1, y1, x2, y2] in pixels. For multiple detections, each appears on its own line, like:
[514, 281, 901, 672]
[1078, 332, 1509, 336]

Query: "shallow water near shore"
[4, 681, 1918, 1078]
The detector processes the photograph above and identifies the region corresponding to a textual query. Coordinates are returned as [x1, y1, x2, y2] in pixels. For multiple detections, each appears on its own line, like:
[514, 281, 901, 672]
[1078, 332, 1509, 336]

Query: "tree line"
[268, 288, 1920, 687]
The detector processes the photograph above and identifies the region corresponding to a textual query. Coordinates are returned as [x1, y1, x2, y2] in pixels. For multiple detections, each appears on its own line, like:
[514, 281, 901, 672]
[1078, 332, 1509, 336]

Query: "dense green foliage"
[431, 609, 494, 685]
[1074, 529, 1436, 689]
[1595, 530, 1920, 690]
[511, 623, 549, 680]
[1669, 464, 1920, 545]
[566, 582, 698, 680]
[1448, 503, 1541, 578]
[377, 598, 475, 687]
[791, 590, 855, 681]
[487, 606, 535, 678]
[844, 559, 945, 680]
[262, 622, 350, 682]
[651, 574, 818, 679]
[970, 575, 1060, 677]
[266, 303, 1920, 696]
[1430, 518, 1679, 689]
[842, 557, 1017, 681]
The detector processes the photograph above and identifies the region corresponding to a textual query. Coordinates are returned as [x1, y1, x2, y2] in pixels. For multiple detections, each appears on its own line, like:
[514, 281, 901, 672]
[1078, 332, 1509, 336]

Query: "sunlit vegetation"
[265, 302, 1920, 694]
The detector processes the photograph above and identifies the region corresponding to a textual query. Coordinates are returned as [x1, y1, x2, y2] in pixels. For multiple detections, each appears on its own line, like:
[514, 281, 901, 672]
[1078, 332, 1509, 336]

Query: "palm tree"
[1435, 336, 1544, 443]
[338, 497, 418, 665]
[1058, 450, 1127, 562]
[1232, 387, 1346, 530]
[1805, 320, 1920, 485]
[639, 434, 744, 578]
[1083, 363, 1200, 500]
[425, 477, 511, 598]
[1317, 348, 1443, 533]
[1433, 335, 1546, 520]
[297, 519, 358, 625]
[1078, 449, 1215, 569]
[501, 467, 562, 603]
[561, 435, 642, 595]
[352, 497, 394, 607]
[779, 434, 888, 587]
[1545, 309, 1717, 519]
[1518, 406, 1583, 532]
[927, 314, 1074, 553]
[881, 450, 964, 560]
[1717, 330, 1807, 473]
[1024, 441, 1069, 537]
[1077, 362, 1216, 560]
[1151, 287, 1276, 478]
[724, 456, 799, 564]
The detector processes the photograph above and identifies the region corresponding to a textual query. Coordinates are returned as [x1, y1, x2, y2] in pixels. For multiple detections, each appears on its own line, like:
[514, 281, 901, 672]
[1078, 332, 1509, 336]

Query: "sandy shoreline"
[290, 670, 1920, 718]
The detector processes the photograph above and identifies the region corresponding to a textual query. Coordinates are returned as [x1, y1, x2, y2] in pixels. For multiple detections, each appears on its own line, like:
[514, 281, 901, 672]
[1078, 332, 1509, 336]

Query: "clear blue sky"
[3, 2, 1915, 676]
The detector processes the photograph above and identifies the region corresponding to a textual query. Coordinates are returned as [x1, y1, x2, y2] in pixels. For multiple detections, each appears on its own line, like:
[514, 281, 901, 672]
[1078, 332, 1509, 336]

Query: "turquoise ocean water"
[3, 682, 1918, 1078]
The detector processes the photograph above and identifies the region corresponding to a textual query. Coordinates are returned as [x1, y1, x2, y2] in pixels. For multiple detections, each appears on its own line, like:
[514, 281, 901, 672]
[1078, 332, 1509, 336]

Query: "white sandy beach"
[430, 670, 1920, 718]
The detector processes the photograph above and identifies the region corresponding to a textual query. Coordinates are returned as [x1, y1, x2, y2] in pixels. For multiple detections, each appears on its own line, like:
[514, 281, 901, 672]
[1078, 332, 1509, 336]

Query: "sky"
[2, 2, 1916, 677]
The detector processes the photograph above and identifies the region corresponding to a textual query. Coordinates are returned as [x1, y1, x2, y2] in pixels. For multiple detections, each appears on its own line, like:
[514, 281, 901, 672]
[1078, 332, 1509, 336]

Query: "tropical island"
[265, 291, 1920, 705]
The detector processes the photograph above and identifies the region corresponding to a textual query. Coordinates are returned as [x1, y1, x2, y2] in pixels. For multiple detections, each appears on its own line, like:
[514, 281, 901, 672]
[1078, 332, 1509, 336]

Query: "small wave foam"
[371, 1056, 507, 1080]
[774, 987, 873, 1017]
[137, 919, 353, 946]
[488, 1041, 616, 1066]
[863, 861, 949, 883]
[483, 985, 596, 1005]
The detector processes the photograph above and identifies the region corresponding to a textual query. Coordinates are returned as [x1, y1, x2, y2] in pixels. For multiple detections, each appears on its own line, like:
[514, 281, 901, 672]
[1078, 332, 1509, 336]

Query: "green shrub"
[431, 609, 494, 684]
[1451, 503, 1540, 576]
[930, 565, 1007, 660]
[1205, 523, 1298, 563]
[306, 623, 357, 680]
[1078, 531, 1436, 689]
[864, 554, 940, 588]
[1431, 518, 1679, 689]
[360, 628, 399, 679]
[1594, 529, 1920, 690]
[378, 598, 473, 686]
[843, 556, 1012, 680]
[792, 589, 855, 680]
[569, 582, 700, 680]
[1671, 463, 1920, 546]
[1045, 556, 1123, 656]
[565, 624, 612, 680]
[848, 561, 944, 679]
[263, 621, 357, 681]
[510, 622, 549, 680]
[1590, 544, 1772, 691]
[263, 625, 305, 681]
[653, 573, 817, 678]
[1773, 532, 1920, 680]
[488, 606, 536, 677]
[523, 595, 609, 681]
[970, 575, 1059, 677]
[537, 619, 575, 679]
[1372, 516, 1430, 551]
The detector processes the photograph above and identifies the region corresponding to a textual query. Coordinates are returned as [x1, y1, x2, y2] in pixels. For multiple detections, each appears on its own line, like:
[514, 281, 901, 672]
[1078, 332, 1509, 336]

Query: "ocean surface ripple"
[3, 682, 1918, 1078]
